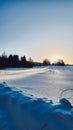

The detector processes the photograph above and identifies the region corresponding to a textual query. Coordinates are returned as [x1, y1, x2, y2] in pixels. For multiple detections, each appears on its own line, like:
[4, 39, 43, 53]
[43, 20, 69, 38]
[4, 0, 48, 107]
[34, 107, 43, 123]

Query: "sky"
[0, 0, 73, 64]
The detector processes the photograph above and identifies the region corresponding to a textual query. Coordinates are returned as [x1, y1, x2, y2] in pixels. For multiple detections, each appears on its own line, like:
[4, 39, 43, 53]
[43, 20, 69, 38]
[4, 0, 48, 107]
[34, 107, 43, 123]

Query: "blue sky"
[0, 0, 73, 63]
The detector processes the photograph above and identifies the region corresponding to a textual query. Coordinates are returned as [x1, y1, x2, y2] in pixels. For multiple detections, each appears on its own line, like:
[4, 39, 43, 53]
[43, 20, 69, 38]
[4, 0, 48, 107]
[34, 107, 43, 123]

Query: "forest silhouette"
[0, 52, 35, 69]
[0, 52, 65, 69]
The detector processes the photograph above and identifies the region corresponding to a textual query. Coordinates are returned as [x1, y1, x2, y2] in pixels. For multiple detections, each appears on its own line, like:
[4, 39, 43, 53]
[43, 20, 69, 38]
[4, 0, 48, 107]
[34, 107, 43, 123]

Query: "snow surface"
[0, 66, 73, 130]
[0, 66, 73, 102]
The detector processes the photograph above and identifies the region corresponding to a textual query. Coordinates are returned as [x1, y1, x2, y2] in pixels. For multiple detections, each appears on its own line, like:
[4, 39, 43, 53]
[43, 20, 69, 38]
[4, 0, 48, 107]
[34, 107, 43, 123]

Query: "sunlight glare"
[50, 56, 63, 64]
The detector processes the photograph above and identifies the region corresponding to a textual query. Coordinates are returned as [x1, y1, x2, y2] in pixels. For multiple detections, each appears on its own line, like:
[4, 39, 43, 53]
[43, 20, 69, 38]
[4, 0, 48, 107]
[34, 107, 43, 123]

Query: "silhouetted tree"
[20, 56, 27, 67]
[52, 59, 65, 66]
[1, 51, 7, 58]
[8, 54, 19, 67]
[13, 55, 19, 62]
[28, 57, 33, 62]
[27, 57, 34, 67]
[56, 59, 65, 66]
[12, 55, 19, 67]
[43, 59, 50, 66]
[0, 52, 8, 68]
[21, 56, 26, 63]
[8, 54, 13, 67]
[8, 54, 13, 60]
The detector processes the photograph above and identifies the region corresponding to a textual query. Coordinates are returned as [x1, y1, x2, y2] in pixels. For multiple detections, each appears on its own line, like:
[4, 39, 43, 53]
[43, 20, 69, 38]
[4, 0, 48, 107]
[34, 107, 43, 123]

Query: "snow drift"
[0, 82, 73, 130]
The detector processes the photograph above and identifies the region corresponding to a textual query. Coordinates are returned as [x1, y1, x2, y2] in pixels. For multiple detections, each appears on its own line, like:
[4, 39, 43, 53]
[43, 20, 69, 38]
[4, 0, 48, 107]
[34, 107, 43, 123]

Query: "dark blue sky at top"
[0, 0, 73, 63]
[0, 0, 73, 5]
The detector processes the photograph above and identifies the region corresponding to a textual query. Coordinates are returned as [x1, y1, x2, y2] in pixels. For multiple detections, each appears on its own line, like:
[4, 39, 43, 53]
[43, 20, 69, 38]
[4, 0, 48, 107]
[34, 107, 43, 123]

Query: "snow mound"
[0, 82, 73, 130]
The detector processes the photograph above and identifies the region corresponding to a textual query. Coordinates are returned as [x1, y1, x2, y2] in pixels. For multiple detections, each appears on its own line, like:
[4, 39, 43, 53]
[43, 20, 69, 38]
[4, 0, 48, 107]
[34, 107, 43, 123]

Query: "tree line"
[0, 52, 34, 69]
[43, 58, 65, 66]
[0, 52, 65, 69]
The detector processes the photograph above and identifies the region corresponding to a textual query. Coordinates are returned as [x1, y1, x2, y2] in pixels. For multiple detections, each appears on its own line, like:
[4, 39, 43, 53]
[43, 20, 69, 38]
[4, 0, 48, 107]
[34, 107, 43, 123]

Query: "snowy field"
[0, 66, 73, 102]
[0, 66, 73, 130]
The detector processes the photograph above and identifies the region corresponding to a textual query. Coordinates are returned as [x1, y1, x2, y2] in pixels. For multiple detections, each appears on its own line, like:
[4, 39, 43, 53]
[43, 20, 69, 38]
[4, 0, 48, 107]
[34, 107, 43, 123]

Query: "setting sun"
[50, 56, 64, 64]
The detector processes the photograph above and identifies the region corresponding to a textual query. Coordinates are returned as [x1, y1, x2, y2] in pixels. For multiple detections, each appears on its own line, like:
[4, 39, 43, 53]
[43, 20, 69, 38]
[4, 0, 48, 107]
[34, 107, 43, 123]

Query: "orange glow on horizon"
[50, 56, 64, 64]
[33, 54, 73, 65]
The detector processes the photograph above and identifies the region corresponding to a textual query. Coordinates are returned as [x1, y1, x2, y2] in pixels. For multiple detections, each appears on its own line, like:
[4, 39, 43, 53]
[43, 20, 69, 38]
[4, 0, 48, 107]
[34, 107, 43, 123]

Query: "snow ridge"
[0, 82, 73, 130]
